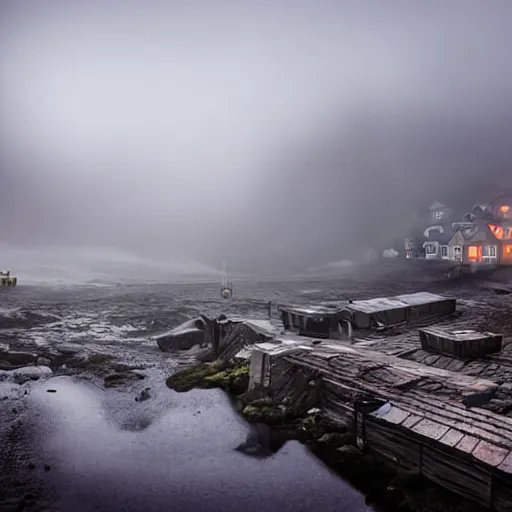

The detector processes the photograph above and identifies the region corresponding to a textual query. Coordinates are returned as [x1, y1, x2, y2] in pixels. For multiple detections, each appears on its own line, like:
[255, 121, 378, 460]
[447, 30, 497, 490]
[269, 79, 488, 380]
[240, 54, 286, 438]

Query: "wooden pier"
[248, 337, 512, 509]
[163, 289, 512, 508]
[225, 291, 512, 510]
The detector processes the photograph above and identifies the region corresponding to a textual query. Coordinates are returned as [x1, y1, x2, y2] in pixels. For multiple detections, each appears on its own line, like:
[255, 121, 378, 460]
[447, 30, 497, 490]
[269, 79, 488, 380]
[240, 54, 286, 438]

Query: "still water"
[27, 375, 374, 512]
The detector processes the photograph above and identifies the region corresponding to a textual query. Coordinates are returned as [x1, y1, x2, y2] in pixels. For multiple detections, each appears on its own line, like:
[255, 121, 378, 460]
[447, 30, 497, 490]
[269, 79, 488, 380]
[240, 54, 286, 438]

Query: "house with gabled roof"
[404, 194, 512, 264]
[448, 220, 512, 265]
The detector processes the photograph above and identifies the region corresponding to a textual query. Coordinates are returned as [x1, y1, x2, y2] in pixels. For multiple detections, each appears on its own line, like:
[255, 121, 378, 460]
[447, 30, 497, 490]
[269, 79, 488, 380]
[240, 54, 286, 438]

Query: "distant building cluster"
[405, 193, 512, 265]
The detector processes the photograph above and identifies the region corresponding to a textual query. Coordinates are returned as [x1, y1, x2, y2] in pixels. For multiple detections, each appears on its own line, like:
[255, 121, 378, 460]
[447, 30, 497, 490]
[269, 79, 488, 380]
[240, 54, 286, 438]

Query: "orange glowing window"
[500, 205, 510, 214]
[506, 245, 512, 255]
[489, 224, 505, 239]
[468, 246, 479, 259]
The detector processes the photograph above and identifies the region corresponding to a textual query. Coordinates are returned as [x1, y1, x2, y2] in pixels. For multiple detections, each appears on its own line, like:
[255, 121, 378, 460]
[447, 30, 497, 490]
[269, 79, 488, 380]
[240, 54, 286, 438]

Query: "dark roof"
[459, 220, 510, 243]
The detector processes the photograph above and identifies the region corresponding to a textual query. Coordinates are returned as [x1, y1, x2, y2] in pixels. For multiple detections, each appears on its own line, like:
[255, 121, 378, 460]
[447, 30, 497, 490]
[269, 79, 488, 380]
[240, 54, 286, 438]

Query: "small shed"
[419, 327, 503, 359]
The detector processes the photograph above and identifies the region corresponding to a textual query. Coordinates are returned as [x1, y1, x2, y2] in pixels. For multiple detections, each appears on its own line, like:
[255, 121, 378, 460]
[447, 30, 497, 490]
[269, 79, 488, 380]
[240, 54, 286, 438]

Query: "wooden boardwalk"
[243, 291, 512, 510]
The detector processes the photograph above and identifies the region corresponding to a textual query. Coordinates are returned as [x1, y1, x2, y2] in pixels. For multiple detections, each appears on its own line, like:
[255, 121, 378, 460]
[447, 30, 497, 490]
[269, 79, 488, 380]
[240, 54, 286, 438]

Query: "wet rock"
[242, 404, 288, 424]
[103, 371, 144, 388]
[0, 360, 13, 370]
[55, 344, 83, 355]
[135, 388, 151, 402]
[12, 366, 52, 384]
[165, 362, 221, 392]
[36, 356, 52, 367]
[204, 365, 249, 395]
[195, 347, 217, 362]
[155, 316, 213, 351]
[2, 351, 36, 367]
[66, 353, 114, 374]
[165, 362, 249, 395]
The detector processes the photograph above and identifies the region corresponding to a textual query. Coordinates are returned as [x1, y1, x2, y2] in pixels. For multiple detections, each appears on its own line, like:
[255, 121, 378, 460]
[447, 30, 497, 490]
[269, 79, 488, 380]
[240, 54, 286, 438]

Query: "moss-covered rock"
[165, 362, 249, 394]
[165, 362, 222, 392]
[205, 364, 249, 395]
[242, 403, 289, 424]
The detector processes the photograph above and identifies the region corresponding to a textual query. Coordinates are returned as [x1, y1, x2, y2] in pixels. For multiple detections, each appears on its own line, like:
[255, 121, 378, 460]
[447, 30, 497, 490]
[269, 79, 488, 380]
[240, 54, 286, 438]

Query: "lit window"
[500, 205, 510, 214]
[468, 246, 478, 259]
[506, 245, 512, 255]
[489, 224, 505, 239]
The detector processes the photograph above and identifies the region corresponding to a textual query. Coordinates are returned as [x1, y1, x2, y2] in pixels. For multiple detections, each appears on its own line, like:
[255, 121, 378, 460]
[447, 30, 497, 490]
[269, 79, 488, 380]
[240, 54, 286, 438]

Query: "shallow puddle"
[26, 376, 373, 512]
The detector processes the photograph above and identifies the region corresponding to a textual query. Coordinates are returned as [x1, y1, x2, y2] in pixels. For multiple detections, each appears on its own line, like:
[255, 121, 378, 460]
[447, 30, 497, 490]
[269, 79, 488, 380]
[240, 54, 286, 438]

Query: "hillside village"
[404, 192, 512, 265]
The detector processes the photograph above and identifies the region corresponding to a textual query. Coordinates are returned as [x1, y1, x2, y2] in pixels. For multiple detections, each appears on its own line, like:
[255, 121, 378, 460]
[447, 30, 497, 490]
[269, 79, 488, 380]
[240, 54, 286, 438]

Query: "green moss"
[166, 362, 249, 394]
[165, 362, 221, 392]
[242, 404, 288, 424]
[246, 397, 275, 408]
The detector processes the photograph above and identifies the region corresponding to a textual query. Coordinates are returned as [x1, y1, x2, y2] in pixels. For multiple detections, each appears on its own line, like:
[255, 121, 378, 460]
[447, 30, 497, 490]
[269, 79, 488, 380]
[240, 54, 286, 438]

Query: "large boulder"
[1, 351, 37, 367]
[12, 365, 53, 384]
[155, 316, 213, 352]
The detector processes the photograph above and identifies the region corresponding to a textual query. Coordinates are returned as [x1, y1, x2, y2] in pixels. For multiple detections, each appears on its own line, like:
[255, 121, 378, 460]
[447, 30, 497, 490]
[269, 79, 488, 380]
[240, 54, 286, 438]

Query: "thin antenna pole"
[221, 260, 227, 287]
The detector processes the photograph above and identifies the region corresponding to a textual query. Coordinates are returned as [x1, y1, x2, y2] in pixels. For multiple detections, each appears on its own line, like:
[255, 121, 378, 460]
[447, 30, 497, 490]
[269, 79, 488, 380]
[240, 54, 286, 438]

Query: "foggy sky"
[2, 0, 512, 276]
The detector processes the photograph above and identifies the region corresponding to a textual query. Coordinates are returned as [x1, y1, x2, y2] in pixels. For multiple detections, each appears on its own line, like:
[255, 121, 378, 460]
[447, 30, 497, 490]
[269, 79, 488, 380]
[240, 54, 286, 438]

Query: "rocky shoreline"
[0, 343, 156, 511]
[0, 343, 149, 389]
[166, 361, 488, 512]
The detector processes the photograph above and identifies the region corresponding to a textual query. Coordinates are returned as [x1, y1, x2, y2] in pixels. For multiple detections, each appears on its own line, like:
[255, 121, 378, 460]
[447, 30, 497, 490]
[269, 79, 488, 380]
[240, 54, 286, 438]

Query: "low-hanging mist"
[2, 0, 512, 277]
